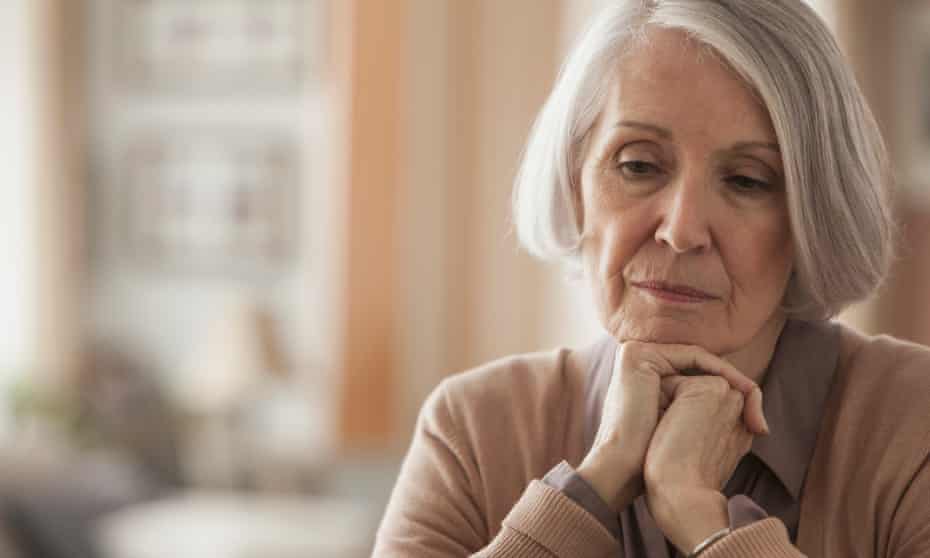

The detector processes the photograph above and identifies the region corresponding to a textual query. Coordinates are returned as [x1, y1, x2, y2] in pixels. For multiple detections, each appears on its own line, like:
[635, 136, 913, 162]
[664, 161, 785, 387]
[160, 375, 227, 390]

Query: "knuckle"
[726, 389, 745, 410]
[698, 375, 729, 395]
[618, 340, 645, 363]
[680, 375, 729, 397]
[636, 358, 665, 378]
[618, 343, 666, 379]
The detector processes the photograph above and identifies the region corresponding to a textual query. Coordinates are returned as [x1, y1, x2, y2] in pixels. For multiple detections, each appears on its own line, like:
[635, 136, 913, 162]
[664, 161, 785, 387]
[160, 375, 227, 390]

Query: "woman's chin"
[610, 316, 713, 348]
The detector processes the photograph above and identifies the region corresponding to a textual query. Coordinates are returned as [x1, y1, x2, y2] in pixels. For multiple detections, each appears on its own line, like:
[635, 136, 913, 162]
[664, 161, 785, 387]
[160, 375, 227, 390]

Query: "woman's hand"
[577, 341, 768, 513]
[643, 374, 756, 553]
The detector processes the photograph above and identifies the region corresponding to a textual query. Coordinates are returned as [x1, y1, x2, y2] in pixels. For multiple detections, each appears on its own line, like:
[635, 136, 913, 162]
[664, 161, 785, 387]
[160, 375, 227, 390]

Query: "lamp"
[174, 295, 285, 415]
[173, 294, 288, 487]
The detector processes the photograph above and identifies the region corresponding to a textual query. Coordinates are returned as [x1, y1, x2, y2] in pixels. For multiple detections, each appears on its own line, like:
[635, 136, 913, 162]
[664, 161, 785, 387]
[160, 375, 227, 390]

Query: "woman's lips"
[631, 280, 718, 303]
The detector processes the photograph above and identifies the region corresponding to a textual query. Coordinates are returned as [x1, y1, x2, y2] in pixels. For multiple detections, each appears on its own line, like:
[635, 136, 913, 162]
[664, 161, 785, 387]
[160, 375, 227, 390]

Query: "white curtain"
[0, 0, 40, 433]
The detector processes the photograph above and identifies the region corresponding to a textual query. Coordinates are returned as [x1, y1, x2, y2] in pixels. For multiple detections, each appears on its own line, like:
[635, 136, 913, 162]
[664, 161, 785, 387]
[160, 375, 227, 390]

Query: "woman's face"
[579, 28, 794, 356]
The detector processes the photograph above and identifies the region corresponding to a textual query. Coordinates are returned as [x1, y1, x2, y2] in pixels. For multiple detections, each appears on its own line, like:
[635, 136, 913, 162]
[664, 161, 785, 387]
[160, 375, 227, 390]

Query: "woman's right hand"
[575, 341, 768, 513]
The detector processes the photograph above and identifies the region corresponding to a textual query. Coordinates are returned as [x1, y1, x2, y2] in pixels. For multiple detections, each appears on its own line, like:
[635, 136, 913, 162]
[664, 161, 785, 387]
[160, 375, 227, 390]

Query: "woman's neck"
[722, 313, 788, 386]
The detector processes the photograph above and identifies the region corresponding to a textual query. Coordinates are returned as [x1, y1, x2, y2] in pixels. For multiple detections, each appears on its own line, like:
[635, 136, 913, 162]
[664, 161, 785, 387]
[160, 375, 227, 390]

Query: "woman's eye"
[727, 175, 772, 193]
[618, 160, 660, 178]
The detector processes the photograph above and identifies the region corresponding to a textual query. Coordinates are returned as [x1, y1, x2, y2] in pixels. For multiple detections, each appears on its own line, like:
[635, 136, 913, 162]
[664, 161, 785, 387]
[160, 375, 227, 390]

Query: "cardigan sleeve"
[698, 518, 804, 558]
[703, 441, 930, 557]
[372, 381, 621, 558]
[693, 495, 804, 558]
[541, 467, 777, 555]
[886, 448, 930, 556]
[541, 460, 622, 539]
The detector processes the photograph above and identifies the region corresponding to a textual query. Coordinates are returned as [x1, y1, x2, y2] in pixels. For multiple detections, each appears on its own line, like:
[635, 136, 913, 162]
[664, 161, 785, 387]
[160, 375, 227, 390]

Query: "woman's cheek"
[595, 218, 634, 279]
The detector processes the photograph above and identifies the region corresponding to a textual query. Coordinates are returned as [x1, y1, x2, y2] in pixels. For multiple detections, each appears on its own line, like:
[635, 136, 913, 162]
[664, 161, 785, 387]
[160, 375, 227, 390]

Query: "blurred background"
[0, 0, 926, 556]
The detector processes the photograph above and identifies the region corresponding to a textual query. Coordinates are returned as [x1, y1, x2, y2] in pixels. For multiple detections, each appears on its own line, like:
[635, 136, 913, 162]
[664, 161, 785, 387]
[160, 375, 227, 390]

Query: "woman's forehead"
[602, 27, 777, 145]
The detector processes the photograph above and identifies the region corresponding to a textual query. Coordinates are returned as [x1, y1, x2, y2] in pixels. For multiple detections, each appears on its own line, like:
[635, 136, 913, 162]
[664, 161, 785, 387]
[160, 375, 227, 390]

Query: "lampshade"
[174, 295, 286, 414]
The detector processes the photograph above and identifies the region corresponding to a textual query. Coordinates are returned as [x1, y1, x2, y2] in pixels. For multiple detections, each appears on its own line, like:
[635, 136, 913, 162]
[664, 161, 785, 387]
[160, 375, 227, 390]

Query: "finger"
[652, 344, 759, 395]
[661, 375, 768, 435]
[619, 341, 769, 434]
[651, 344, 768, 433]
[661, 373, 727, 398]
[660, 374, 769, 436]
[747, 385, 767, 434]
[725, 388, 745, 416]
[659, 389, 671, 412]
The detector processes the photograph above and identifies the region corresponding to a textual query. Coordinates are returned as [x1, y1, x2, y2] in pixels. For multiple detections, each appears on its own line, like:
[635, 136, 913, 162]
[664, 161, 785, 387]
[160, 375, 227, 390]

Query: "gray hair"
[512, 0, 896, 320]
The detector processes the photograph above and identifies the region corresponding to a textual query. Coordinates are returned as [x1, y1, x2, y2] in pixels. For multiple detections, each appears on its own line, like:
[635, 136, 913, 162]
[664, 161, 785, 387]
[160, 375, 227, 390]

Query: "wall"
[388, 0, 607, 450]
[834, 0, 930, 344]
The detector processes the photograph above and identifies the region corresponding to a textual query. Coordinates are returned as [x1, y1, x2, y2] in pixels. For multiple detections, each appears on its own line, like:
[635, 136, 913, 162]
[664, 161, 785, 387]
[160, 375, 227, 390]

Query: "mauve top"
[542, 319, 840, 557]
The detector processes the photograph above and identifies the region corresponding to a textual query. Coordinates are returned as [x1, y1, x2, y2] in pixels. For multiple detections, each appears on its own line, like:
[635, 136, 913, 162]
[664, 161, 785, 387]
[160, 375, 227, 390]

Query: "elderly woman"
[374, 1, 930, 556]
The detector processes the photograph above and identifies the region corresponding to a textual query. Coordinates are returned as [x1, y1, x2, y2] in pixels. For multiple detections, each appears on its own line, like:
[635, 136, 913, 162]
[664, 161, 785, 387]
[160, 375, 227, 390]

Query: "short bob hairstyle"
[513, 0, 896, 320]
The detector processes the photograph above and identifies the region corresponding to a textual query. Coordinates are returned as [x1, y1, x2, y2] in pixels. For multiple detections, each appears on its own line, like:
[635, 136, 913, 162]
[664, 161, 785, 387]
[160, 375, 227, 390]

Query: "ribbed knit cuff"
[497, 480, 620, 558]
[542, 460, 622, 539]
[700, 517, 800, 558]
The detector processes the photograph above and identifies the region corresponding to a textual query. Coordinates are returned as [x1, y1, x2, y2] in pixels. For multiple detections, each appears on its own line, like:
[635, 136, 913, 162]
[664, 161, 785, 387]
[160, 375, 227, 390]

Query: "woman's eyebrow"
[611, 120, 672, 139]
[611, 120, 780, 154]
[725, 141, 780, 154]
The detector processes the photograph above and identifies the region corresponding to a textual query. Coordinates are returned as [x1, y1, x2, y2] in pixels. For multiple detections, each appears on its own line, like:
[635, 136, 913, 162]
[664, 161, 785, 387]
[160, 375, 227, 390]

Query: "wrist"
[651, 487, 729, 553]
[576, 452, 641, 513]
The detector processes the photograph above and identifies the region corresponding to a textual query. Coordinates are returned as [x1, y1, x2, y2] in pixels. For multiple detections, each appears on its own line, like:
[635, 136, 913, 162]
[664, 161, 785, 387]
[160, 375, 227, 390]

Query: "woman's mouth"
[631, 280, 718, 304]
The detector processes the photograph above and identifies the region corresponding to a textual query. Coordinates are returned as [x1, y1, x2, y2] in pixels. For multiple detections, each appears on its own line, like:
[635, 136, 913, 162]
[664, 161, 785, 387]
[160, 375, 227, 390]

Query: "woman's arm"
[372, 381, 621, 558]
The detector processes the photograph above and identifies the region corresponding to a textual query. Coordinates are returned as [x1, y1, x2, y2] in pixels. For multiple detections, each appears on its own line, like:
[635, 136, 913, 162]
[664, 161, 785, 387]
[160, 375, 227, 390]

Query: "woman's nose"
[654, 183, 712, 253]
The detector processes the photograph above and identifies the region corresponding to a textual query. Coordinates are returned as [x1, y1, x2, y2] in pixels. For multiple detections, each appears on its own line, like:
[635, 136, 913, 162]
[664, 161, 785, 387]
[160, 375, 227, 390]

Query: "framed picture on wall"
[115, 0, 319, 93]
[121, 129, 299, 274]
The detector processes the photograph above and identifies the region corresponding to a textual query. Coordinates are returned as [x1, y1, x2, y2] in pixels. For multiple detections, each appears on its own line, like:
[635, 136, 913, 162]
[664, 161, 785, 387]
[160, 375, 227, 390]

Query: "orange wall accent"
[35, 0, 86, 391]
[338, 0, 407, 451]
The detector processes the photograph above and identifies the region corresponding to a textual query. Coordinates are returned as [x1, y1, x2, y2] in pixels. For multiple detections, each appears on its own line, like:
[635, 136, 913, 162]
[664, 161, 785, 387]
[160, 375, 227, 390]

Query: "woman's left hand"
[643, 373, 758, 553]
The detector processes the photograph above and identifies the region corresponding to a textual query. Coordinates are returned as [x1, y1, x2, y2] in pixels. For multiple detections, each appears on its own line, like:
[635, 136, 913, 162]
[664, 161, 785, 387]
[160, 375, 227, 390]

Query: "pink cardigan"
[373, 322, 930, 557]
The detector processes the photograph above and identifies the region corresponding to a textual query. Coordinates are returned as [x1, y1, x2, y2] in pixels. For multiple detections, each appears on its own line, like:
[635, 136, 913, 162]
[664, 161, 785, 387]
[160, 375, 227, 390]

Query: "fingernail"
[755, 387, 770, 434]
